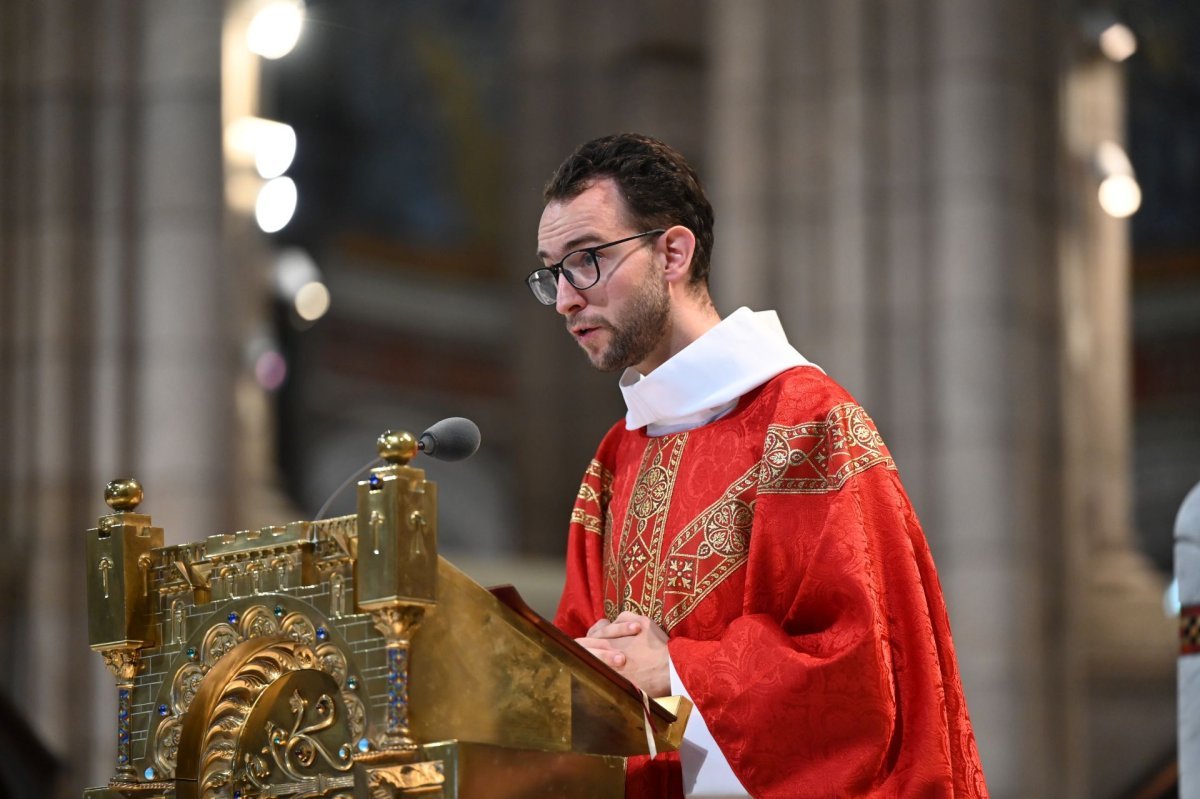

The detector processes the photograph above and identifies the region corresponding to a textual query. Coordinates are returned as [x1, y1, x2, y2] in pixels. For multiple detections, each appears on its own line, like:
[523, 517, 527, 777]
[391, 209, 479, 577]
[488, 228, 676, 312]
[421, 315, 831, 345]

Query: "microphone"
[418, 417, 481, 462]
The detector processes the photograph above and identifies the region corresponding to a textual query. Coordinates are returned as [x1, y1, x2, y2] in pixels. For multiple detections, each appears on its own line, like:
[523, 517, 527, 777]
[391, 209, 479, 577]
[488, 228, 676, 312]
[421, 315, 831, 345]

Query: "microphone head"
[417, 417, 481, 462]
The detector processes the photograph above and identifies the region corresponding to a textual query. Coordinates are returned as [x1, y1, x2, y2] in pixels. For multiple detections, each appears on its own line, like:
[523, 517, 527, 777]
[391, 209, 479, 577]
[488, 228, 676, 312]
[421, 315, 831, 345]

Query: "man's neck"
[636, 290, 721, 375]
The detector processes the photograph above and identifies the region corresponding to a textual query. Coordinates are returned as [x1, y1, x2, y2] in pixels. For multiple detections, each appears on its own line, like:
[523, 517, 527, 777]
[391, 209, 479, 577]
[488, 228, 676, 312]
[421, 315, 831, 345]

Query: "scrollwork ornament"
[154, 716, 182, 777]
[341, 689, 367, 740]
[202, 623, 240, 667]
[172, 662, 205, 714]
[316, 644, 348, 686]
[241, 604, 280, 639]
[282, 611, 317, 644]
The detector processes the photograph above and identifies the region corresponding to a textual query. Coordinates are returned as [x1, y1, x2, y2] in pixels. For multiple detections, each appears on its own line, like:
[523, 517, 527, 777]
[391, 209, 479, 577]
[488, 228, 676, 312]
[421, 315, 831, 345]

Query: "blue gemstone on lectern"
[316, 627, 328, 641]
[228, 611, 239, 624]
[144, 767, 156, 780]
[369, 474, 382, 489]
[157, 704, 169, 717]
[358, 737, 371, 752]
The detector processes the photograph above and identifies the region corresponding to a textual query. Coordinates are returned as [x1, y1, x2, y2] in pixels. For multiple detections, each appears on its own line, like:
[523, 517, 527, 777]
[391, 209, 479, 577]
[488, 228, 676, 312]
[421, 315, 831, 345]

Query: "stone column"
[706, 1, 1066, 795]
[0, 0, 233, 793]
[511, 0, 708, 555]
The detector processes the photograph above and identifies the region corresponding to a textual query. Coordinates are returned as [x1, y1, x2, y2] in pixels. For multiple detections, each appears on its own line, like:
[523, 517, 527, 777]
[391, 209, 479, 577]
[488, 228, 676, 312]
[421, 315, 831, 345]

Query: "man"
[531, 133, 987, 798]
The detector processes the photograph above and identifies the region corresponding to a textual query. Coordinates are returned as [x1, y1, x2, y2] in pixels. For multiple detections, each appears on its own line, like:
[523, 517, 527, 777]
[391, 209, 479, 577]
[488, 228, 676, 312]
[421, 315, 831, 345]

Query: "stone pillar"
[706, 1, 1066, 795]
[0, 0, 233, 793]
[511, 0, 708, 555]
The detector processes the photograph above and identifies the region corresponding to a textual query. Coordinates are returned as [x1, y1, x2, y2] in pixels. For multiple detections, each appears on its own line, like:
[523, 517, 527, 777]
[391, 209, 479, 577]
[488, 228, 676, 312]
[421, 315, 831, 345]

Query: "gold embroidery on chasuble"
[572, 459, 613, 536]
[758, 403, 895, 494]
[604, 433, 759, 633]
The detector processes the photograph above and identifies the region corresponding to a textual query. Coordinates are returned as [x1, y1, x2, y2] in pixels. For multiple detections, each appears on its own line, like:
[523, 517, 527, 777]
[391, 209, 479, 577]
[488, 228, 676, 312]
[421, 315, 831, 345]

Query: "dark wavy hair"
[543, 133, 715, 289]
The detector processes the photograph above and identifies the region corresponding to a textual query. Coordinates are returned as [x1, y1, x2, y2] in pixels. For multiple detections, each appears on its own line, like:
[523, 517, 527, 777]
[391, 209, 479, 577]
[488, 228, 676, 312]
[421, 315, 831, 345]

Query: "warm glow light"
[1098, 174, 1141, 218]
[247, 1, 305, 60]
[255, 124, 297, 178]
[226, 117, 297, 178]
[294, 281, 331, 321]
[1098, 23, 1137, 62]
[255, 177, 297, 233]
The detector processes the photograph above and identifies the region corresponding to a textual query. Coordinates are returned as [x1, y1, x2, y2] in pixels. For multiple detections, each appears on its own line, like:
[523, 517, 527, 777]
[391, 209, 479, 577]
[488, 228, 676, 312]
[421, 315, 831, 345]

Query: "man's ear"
[660, 225, 697, 285]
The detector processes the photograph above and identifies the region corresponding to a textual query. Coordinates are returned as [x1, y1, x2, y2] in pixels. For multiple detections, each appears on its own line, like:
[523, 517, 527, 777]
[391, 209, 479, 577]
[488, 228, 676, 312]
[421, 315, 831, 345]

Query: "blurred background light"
[1094, 141, 1142, 218]
[254, 349, 289, 391]
[247, 0, 305, 60]
[255, 176, 298, 232]
[1099, 22, 1137, 62]
[1099, 174, 1142, 218]
[294, 281, 331, 322]
[225, 117, 297, 178]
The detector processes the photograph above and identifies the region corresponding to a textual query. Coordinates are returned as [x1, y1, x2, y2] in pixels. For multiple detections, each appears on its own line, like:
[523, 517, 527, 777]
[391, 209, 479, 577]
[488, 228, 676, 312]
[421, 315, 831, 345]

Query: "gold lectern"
[84, 430, 689, 798]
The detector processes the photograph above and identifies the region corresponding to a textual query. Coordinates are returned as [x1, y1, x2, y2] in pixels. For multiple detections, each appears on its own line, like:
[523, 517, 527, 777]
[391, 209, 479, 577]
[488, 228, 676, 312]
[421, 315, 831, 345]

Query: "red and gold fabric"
[555, 366, 988, 798]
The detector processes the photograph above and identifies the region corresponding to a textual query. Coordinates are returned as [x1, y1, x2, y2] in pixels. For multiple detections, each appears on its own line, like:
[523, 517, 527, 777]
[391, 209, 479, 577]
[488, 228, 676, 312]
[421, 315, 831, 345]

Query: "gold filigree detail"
[202, 623, 240, 667]
[241, 604, 281, 639]
[154, 716, 182, 777]
[371, 606, 425, 641]
[281, 611, 317, 644]
[99, 647, 141, 681]
[317, 643, 348, 687]
[172, 663, 205, 714]
[195, 641, 316, 798]
[366, 760, 446, 793]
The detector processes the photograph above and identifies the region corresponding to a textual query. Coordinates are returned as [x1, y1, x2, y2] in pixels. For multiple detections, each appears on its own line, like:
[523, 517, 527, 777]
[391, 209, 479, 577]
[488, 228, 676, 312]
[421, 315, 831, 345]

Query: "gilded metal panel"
[85, 513, 164, 649]
[424, 740, 625, 799]
[354, 466, 439, 609]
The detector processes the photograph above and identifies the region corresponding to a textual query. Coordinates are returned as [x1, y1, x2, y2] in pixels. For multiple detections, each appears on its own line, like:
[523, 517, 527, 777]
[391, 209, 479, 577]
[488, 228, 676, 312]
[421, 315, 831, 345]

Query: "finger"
[574, 636, 613, 651]
[613, 611, 649, 629]
[581, 646, 626, 669]
[589, 621, 642, 639]
[587, 619, 611, 637]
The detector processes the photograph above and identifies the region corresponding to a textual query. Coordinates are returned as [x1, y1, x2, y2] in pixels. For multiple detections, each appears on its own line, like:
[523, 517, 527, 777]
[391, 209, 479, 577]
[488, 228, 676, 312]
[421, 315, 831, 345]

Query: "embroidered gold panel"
[759, 403, 895, 493]
[600, 403, 896, 632]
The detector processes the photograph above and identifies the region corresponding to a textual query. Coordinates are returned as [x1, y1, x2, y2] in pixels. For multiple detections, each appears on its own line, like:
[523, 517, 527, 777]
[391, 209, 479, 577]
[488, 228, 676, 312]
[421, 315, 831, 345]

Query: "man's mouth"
[568, 319, 606, 342]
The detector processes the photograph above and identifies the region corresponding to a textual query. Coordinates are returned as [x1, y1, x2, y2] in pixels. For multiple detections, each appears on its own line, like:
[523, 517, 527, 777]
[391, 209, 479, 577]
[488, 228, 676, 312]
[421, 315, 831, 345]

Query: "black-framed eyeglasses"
[526, 229, 665, 305]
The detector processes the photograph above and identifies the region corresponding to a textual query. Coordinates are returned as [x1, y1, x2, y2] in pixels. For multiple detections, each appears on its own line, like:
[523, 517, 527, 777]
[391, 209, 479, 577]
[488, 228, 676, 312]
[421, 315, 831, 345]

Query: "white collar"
[619, 307, 818, 435]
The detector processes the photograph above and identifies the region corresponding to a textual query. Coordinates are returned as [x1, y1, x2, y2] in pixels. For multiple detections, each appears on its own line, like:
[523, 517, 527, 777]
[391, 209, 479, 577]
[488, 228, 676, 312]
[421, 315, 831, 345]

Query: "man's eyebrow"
[537, 233, 604, 261]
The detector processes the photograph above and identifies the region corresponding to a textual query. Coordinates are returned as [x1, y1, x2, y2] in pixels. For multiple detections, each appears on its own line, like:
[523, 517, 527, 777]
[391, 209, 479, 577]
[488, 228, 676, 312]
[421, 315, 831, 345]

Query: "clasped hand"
[574, 611, 671, 698]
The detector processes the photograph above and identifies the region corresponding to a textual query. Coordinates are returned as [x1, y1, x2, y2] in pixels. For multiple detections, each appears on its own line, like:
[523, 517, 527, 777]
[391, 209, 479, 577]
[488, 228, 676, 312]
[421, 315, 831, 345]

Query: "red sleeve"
[668, 462, 987, 798]
[553, 457, 611, 638]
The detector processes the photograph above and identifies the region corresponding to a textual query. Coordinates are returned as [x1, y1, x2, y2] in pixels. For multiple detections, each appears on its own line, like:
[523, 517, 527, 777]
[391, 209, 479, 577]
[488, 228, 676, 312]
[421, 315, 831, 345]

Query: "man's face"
[537, 178, 670, 373]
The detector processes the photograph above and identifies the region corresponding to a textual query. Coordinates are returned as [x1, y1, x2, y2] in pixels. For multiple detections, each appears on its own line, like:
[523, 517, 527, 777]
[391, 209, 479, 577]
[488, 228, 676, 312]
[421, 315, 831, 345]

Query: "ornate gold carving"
[100, 647, 141, 681]
[154, 716, 182, 777]
[201, 623, 240, 667]
[365, 760, 446, 792]
[241, 604, 281, 639]
[282, 611, 317, 644]
[371, 606, 425, 641]
[317, 643, 348, 687]
[172, 663, 204, 714]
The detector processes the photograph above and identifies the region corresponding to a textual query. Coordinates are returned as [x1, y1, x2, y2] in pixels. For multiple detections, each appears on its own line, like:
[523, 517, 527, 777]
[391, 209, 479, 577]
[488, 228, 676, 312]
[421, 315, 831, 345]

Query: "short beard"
[593, 273, 671, 372]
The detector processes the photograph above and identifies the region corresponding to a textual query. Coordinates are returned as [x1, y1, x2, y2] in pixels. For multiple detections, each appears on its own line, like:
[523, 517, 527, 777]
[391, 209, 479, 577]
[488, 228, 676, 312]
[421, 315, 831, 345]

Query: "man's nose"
[555, 272, 586, 316]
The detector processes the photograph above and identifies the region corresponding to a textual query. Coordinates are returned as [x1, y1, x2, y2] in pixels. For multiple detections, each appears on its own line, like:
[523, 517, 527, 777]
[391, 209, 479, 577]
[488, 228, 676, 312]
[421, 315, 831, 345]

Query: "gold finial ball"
[377, 430, 418, 464]
[105, 478, 144, 512]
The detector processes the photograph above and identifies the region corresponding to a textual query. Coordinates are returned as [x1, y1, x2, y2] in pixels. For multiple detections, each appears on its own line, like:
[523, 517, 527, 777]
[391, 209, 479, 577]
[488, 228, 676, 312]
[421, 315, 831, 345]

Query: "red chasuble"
[554, 367, 988, 798]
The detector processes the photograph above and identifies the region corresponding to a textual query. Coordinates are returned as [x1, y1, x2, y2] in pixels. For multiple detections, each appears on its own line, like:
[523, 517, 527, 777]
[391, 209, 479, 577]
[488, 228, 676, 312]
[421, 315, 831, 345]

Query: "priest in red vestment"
[528, 133, 988, 798]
